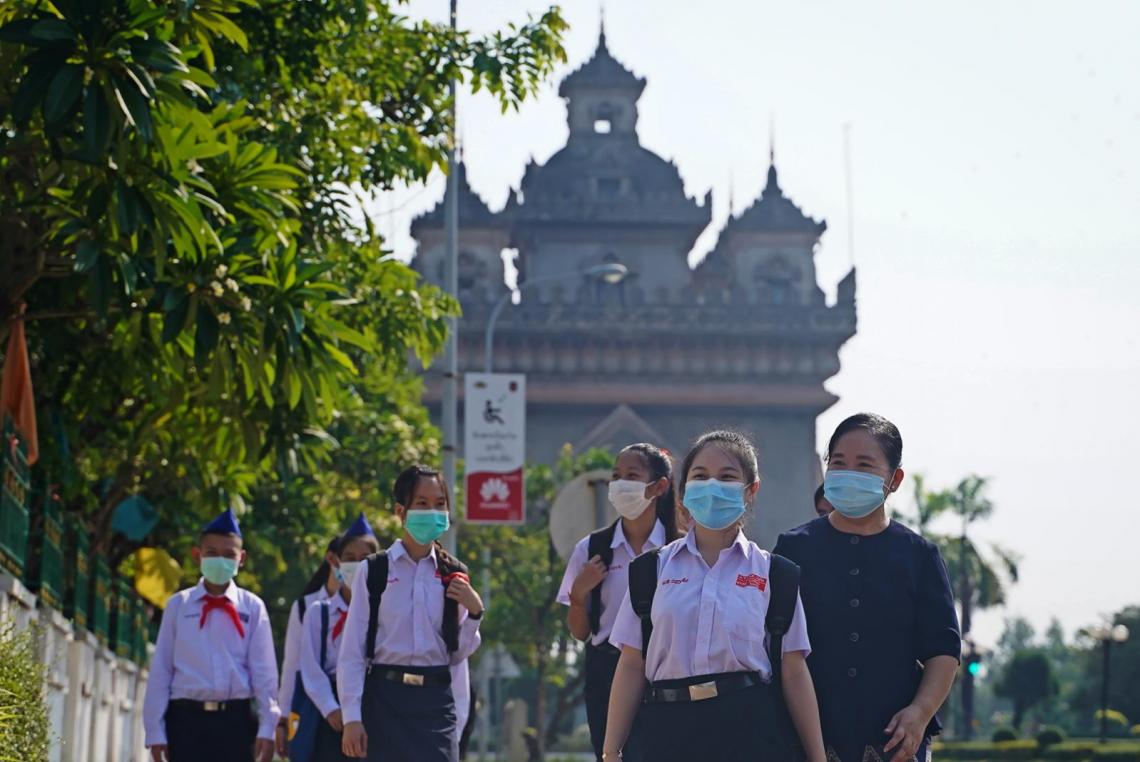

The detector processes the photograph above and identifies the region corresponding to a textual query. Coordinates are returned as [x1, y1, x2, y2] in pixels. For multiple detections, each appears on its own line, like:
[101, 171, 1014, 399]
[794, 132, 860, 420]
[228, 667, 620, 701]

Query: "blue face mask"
[200, 556, 239, 586]
[824, 470, 891, 519]
[404, 509, 450, 545]
[683, 479, 747, 530]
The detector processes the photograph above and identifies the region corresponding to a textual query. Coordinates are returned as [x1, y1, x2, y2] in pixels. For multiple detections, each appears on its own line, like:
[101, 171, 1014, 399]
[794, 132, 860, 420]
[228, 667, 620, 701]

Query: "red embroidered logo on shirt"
[661, 577, 689, 586]
[736, 574, 767, 591]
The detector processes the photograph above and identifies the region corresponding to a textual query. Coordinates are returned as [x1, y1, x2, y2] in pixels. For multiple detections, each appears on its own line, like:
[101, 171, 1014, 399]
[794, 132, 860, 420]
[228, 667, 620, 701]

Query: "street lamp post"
[1090, 623, 1130, 744]
[475, 261, 625, 761]
[483, 263, 628, 373]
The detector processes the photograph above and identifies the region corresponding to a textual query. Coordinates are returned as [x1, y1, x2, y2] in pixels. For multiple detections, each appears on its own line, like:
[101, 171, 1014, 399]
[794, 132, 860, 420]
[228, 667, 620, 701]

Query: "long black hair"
[619, 443, 681, 542]
[826, 413, 903, 471]
[297, 536, 341, 611]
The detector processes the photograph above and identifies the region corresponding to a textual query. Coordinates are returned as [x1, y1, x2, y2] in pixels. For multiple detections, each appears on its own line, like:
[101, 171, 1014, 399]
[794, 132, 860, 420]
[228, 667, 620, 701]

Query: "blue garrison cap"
[344, 512, 376, 540]
[202, 508, 242, 538]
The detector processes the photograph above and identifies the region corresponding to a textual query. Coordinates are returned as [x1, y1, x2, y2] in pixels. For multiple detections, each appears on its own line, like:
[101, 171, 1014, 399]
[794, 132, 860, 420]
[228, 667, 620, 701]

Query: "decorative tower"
[413, 30, 857, 548]
[411, 160, 509, 306]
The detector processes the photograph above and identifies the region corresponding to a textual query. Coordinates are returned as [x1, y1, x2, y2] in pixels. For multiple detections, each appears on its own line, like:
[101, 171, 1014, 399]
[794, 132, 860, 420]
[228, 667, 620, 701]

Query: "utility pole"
[441, 0, 459, 555]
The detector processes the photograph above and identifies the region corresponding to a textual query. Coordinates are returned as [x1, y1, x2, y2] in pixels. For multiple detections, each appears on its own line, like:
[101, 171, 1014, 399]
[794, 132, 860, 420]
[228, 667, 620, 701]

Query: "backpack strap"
[435, 548, 469, 653]
[586, 520, 620, 635]
[765, 553, 802, 685]
[364, 550, 389, 668]
[628, 548, 661, 660]
[319, 600, 330, 670]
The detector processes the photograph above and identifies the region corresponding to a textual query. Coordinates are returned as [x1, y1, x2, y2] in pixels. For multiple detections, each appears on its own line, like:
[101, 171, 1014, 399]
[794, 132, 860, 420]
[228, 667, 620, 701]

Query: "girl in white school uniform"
[338, 465, 485, 761]
[295, 514, 382, 761]
[279, 537, 341, 756]
[557, 442, 680, 762]
[603, 431, 827, 762]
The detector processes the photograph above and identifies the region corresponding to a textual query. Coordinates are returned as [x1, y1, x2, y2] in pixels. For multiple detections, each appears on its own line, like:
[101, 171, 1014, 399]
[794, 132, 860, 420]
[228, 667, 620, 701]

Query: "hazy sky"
[372, 0, 1140, 648]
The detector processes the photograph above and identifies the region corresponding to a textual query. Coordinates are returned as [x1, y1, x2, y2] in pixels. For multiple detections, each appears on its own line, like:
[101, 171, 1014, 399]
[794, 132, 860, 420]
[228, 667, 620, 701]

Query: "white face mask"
[608, 479, 653, 520]
[337, 561, 362, 588]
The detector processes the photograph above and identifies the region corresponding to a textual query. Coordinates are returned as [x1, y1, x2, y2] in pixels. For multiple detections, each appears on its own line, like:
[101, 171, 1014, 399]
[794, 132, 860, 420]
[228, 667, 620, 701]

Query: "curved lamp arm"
[483, 263, 627, 373]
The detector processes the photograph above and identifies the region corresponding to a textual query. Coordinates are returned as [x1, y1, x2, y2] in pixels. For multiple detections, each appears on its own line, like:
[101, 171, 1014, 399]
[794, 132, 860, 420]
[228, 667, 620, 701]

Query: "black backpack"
[363, 547, 469, 664]
[585, 520, 621, 635]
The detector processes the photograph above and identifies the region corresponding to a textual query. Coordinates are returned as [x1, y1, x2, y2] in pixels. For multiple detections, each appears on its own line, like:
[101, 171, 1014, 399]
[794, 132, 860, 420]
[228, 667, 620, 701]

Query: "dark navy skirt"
[361, 665, 457, 762]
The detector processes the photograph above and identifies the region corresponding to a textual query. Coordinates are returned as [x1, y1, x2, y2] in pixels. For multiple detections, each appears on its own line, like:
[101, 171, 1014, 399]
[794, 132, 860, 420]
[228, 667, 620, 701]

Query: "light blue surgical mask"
[404, 510, 450, 545]
[200, 556, 239, 586]
[683, 479, 747, 530]
[823, 470, 890, 519]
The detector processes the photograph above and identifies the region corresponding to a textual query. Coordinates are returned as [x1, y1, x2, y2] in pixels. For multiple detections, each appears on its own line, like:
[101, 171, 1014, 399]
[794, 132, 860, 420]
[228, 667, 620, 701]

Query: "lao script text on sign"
[464, 373, 525, 524]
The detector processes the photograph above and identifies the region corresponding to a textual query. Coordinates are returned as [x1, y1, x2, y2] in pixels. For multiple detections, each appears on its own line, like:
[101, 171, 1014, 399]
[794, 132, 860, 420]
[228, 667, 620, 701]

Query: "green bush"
[993, 726, 1020, 742]
[1037, 726, 1067, 747]
[1096, 710, 1132, 738]
[0, 623, 51, 762]
[937, 739, 1140, 760]
[1131, 724, 1140, 738]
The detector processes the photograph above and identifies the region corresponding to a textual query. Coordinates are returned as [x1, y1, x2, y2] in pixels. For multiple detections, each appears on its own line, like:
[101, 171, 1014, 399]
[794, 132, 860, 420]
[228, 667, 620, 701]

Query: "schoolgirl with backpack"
[337, 465, 484, 761]
[602, 431, 827, 762]
[556, 442, 681, 762]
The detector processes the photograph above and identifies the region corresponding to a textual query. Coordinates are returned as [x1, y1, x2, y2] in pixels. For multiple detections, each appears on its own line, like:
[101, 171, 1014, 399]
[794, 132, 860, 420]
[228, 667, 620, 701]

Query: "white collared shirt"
[298, 593, 349, 719]
[336, 541, 482, 724]
[610, 531, 811, 682]
[557, 519, 667, 646]
[142, 580, 281, 746]
[278, 586, 330, 719]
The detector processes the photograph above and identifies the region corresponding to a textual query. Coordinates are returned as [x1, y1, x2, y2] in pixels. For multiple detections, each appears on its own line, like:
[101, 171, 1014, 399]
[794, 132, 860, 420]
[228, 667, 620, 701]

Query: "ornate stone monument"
[414, 28, 856, 545]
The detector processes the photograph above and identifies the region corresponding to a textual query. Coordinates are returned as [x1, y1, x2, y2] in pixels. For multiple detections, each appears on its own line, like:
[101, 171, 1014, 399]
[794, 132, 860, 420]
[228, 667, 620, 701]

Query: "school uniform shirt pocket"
[723, 583, 771, 669]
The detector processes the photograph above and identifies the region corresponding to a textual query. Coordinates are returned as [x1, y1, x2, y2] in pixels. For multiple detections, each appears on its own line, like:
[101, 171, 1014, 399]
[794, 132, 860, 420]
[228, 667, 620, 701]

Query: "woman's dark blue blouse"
[774, 517, 961, 759]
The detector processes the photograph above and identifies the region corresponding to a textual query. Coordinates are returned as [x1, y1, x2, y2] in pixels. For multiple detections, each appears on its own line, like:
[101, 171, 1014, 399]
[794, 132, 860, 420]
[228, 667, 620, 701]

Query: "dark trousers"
[640, 678, 796, 762]
[361, 665, 457, 762]
[584, 643, 643, 762]
[313, 719, 351, 761]
[165, 700, 256, 762]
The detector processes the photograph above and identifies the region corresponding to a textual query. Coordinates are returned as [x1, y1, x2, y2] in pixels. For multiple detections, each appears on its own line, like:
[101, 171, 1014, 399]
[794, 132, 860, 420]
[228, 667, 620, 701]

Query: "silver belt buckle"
[688, 681, 718, 701]
[203, 701, 223, 712]
[402, 673, 425, 686]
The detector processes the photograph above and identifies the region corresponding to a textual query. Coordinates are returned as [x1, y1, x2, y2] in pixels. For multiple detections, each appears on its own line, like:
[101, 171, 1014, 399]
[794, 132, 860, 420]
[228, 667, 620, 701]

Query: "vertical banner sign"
[464, 373, 526, 524]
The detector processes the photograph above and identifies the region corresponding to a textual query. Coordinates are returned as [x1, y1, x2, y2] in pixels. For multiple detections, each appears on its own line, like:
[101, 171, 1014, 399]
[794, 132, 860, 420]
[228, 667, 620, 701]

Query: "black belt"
[168, 698, 252, 713]
[587, 641, 621, 657]
[646, 672, 763, 703]
[373, 667, 451, 688]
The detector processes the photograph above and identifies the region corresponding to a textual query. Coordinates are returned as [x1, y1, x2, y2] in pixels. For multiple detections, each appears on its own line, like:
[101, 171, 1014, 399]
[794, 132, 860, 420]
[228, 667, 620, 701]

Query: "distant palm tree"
[901, 474, 1020, 629]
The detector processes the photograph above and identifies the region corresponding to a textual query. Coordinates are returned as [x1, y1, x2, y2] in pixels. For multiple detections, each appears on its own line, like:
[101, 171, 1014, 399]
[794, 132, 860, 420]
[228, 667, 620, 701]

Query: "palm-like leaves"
[905, 473, 1019, 624]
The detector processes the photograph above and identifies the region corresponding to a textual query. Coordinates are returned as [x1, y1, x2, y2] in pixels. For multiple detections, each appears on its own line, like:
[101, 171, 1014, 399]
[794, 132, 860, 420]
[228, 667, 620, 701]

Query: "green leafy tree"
[1070, 607, 1140, 733]
[995, 649, 1057, 729]
[0, 0, 567, 582]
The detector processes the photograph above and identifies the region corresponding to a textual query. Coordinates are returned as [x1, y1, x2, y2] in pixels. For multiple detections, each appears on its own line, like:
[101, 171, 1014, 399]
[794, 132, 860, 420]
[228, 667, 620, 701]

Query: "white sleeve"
[781, 593, 811, 657]
[299, 603, 340, 718]
[142, 592, 180, 746]
[556, 539, 590, 606]
[336, 558, 372, 724]
[277, 597, 304, 718]
[451, 605, 482, 665]
[248, 596, 282, 740]
[607, 590, 642, 651]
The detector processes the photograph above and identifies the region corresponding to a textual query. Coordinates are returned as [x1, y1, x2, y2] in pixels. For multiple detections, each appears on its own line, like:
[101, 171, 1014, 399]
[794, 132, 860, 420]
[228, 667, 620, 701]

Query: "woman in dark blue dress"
[775, 413, 961, 762]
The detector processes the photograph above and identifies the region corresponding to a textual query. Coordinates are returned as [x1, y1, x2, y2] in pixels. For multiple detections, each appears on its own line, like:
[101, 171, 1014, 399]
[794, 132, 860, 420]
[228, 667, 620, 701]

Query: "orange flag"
[1, 305, 38, 464]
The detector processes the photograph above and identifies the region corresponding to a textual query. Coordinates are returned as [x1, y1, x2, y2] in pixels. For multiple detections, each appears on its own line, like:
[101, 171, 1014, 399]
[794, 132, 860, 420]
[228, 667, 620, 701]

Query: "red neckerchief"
[200, 594, 245, 637]
[331, 608, 348, 641]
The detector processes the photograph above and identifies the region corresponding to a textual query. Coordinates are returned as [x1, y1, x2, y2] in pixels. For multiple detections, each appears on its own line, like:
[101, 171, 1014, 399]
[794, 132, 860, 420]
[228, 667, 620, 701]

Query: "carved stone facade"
[412, 29, 856, 547]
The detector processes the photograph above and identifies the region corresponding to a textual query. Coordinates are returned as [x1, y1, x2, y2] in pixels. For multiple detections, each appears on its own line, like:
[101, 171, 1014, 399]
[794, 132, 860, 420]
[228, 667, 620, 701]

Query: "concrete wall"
[1, 572, 150, 762]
